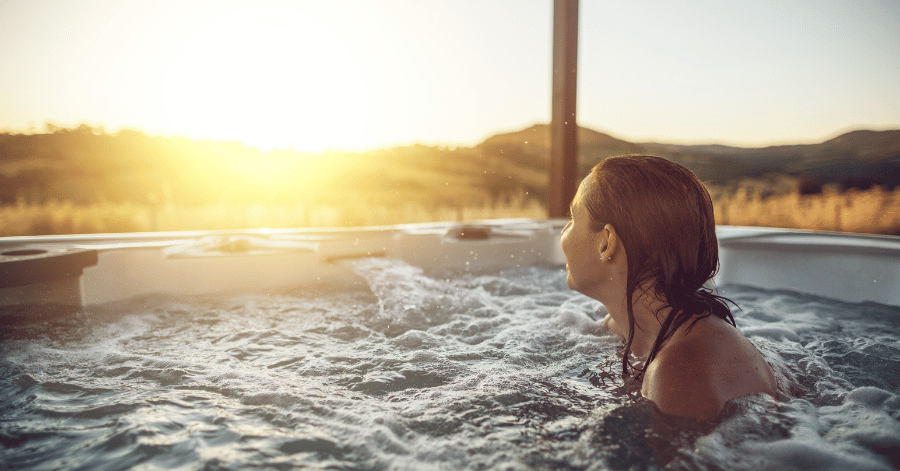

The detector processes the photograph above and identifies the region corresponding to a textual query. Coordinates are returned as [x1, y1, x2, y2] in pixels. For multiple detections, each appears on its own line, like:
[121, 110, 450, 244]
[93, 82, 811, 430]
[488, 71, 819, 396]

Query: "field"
[2, 126, 898, 237]
[0, 192, 544, 236]
[710, 184, 900, 235]
[1, 184, 898, 237]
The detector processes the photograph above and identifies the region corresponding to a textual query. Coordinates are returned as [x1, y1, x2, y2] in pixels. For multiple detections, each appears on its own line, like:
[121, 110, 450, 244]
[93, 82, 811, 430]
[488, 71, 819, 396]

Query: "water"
[1, 258, 898, 470]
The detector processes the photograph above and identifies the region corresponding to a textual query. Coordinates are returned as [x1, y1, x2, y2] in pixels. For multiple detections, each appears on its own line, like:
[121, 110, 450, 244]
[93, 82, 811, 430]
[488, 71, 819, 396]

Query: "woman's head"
[582, 155, 719, 299]
[573, 155, 733, 376]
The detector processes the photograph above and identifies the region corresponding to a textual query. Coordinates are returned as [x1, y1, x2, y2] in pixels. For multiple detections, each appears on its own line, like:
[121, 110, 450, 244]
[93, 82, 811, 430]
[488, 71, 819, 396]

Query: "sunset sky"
[1, 0, 898, 151]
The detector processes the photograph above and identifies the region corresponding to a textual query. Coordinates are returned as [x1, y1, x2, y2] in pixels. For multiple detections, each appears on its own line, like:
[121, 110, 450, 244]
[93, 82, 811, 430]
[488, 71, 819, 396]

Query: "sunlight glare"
[164, 7, 369, 151]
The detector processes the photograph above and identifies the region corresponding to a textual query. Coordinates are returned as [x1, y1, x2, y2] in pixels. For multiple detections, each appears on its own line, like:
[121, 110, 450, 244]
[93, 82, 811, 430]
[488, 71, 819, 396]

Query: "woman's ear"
[598, 224, 620, 261]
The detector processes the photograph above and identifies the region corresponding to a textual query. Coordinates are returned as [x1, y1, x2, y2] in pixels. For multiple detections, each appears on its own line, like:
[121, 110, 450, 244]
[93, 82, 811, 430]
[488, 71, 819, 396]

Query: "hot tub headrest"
[0, 247, 98, 289]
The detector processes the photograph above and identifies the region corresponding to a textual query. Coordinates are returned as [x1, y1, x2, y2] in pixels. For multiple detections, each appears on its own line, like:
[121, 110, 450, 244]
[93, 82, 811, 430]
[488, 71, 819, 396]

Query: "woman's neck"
[609, 287, 672, 360]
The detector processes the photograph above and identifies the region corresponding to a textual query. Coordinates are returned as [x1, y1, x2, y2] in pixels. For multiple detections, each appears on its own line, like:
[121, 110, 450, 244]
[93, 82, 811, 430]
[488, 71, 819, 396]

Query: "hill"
[2, 124, 899, 235]
[478, 124, 900, 189]
[0, 124, 897, 211]
[0, 126, 546, 210]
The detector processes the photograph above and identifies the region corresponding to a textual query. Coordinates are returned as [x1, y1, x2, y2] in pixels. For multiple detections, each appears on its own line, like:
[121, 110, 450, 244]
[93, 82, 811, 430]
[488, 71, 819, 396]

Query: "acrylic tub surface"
[1, 220, 898, 310]
[715, 226, 900, 306]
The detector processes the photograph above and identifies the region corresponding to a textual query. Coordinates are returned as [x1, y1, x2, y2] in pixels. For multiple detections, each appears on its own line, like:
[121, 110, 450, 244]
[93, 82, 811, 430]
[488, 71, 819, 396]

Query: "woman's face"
[560, 177, 605, 297]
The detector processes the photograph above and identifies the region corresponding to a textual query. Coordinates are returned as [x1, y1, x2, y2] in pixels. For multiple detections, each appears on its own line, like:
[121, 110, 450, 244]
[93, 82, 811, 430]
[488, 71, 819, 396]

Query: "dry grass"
[711, 185, 900, 235]
[2, 187, 898, 237]
[0, 191, 546, 236]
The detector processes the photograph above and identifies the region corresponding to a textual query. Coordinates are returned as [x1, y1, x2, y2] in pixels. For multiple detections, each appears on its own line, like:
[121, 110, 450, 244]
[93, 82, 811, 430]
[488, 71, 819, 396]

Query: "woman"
[561, 155, 776, 419]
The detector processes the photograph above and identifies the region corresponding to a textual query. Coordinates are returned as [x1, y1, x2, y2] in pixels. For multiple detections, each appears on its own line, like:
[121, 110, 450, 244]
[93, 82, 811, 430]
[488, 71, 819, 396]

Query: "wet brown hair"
[582, 155, 736, 377]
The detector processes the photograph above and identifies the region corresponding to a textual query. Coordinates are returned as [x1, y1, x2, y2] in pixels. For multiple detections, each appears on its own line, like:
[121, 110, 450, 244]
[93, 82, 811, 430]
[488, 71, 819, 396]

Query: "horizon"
[1, 1, 899, 152]
[4, 122, 895, 155]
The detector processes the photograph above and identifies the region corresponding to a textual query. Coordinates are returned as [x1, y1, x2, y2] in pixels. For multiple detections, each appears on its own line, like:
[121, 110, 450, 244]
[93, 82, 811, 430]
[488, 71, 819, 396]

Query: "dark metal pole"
[549, 0, 579, 217]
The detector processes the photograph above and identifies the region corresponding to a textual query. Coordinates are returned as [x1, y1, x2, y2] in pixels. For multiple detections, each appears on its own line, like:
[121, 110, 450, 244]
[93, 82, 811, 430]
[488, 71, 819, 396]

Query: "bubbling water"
[0, 258, 898, 470]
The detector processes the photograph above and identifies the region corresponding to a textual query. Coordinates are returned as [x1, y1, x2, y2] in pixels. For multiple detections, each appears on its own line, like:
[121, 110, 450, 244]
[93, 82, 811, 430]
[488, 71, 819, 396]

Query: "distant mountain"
[481, 123, 639, 152]
[477, 124, 643, 177]
[477, 124, 900, 189]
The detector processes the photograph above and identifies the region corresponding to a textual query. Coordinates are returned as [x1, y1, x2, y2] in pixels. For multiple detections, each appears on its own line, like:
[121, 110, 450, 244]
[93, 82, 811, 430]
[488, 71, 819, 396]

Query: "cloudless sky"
[1, 0, 898, 151]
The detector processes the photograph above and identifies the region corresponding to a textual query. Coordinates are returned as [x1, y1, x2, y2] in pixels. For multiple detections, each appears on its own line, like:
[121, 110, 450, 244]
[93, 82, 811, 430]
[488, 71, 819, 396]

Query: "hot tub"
[1, 221, 898, 470]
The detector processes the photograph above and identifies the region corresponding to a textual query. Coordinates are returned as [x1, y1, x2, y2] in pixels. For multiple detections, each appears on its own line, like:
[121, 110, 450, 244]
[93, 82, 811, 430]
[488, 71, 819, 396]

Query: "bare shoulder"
[641, 318, 776, 419]
[641, 330, 722, 419]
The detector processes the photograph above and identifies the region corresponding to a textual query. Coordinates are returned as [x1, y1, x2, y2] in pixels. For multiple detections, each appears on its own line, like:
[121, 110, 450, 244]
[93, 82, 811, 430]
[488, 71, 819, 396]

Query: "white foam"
[847, 386, 895, 407]
[4, 264, 899, 471]
[742, 325, 801, 342]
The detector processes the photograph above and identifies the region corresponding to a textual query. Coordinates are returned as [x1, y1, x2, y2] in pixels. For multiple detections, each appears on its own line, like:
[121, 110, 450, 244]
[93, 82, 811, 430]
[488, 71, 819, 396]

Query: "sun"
[164, 7, 369, 151]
